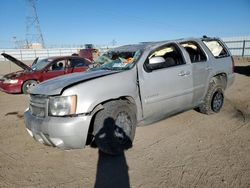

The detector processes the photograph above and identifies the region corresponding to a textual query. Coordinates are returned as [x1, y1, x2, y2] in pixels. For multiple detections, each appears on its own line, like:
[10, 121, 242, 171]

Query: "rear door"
[202, 38, 233, 76]
[180, 40, 211, 105]
[66, 58, 89, 74]
[139, 43, 193, 121]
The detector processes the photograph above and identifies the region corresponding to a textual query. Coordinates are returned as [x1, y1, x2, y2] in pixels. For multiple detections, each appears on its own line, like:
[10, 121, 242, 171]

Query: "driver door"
[139, 43, 193, 121]
[42, 60, 66, 81]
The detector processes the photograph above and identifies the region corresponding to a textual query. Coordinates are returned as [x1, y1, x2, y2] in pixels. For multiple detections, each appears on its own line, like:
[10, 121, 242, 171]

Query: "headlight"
[3, 79, 18, 84]
[48, 95, 77, 116]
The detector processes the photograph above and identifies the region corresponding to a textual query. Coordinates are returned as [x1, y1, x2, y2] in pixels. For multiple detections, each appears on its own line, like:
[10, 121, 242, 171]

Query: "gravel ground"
[0, 61, 249, 188]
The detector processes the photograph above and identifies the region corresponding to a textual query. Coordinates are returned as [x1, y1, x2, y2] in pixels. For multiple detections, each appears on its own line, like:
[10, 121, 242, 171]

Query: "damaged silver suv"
[24, 37, 234, 155]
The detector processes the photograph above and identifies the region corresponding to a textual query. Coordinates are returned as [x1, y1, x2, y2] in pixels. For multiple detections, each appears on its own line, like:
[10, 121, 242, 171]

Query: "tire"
[22, 80, 38, 94]
[198, 81, 224, 114]
[93, 100, 137, 155]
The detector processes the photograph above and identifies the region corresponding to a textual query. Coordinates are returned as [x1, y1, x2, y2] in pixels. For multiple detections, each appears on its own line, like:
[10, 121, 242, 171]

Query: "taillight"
[231, 56, 235, 72]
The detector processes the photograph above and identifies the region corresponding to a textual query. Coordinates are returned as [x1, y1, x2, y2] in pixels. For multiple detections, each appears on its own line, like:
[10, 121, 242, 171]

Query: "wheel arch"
[210, 73, 227, 90]
[86, 96, 137, 145]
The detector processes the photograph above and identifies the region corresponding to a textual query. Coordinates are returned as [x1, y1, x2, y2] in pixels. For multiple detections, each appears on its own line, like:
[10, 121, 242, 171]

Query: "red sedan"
[0, 53, 91, 94]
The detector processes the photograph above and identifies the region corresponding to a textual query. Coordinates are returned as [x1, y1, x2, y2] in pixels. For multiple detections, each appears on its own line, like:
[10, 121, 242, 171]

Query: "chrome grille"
[29, 94, 48, 118]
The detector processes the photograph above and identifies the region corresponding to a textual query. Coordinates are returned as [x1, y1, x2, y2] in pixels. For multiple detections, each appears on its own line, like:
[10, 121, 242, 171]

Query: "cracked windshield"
[91, 49, 143, 71]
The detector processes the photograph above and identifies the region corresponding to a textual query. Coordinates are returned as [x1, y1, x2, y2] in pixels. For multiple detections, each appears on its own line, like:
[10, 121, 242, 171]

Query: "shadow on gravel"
[234, 66, 250, 76]
[5, 111, 23, 118]
[94, 150, 130, 188]
[93, 117, 131, 188]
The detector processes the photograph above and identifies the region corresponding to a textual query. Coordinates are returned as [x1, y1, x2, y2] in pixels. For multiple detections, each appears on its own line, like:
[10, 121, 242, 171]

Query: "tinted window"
[69, 58, 88, 67]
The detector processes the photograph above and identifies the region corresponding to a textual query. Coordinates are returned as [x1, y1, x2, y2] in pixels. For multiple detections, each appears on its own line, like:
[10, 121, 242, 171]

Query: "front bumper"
[0, 81, 22, 93]
[24, 109, 92, 149]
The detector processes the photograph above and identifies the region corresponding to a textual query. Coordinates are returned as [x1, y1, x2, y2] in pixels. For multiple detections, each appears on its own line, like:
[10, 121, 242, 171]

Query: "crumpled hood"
[31, 70, 120, 95]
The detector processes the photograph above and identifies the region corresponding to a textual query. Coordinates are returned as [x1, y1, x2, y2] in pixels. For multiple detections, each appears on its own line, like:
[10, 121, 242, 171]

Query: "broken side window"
[203, 40, 229, 58]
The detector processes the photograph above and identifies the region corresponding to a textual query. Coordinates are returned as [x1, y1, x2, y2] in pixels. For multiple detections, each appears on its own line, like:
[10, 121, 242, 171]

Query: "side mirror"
[32, 57, 39, 66]
[88, 63, 101, 69]
[146, 57, 165, 70]
[88, 63, 95, 69]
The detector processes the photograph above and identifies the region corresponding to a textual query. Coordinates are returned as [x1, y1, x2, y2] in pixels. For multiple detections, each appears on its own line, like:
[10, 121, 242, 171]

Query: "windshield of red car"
[31, 58, 52, 71]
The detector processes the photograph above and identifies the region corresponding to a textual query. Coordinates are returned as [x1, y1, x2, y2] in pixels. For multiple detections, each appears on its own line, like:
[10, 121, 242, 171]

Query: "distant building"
[26, 43, 43, 49]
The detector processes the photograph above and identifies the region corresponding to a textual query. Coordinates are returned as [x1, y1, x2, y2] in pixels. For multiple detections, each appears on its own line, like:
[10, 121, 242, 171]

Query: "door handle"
[206, 66, 212, 71]
[178, 71, 190, 76]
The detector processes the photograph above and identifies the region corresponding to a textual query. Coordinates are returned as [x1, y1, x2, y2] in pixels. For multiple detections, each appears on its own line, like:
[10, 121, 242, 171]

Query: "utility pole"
[25, 0, 45, 48]
[12, 36, 25, 49]
[111, 39, 117, 46]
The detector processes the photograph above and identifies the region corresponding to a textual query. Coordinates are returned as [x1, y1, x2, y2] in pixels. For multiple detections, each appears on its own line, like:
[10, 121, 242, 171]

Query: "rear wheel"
[211, 91, 224, 112]
[198, 82, 224, 114]
[22, 80, 37, 94]
[93, 100, 137, 155]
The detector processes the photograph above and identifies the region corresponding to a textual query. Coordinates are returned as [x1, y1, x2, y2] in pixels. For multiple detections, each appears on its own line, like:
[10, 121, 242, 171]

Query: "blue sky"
[0, 0, 250, 48]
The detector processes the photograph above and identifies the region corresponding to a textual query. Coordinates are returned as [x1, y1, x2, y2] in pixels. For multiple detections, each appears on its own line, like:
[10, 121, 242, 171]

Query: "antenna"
[25, 0, 45, 48]
[111, 39, 117, 46]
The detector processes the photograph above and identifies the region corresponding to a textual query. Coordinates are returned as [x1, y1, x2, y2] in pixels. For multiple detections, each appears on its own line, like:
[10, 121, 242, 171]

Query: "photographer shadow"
[94, 150, 130, 188]
[93, 117, 131, 188]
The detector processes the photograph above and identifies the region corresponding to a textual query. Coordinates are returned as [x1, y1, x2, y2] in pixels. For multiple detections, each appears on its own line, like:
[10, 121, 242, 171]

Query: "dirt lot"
[0, 61, 249, 188]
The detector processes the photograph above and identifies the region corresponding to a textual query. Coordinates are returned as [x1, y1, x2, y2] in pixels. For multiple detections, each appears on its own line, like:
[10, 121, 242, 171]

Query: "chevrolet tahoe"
[24, 37, 235, 155]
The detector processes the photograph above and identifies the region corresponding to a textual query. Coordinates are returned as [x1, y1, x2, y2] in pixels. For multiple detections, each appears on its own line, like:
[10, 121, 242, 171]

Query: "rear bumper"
[227, 73, 235, 88]
[24, 109, 92, 149]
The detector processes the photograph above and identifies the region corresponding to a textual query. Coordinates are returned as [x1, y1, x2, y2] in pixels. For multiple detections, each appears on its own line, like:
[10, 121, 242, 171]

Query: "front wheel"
[93, 100, 137, 155]
[22, 80, 38, 94]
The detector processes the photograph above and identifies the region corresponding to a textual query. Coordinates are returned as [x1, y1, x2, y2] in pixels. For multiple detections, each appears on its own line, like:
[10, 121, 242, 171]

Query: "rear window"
[203, 40, 229, 58]
[69, 58, 88, 67]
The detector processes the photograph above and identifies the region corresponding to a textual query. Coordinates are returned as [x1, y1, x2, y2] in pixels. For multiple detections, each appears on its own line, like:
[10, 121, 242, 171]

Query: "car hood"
[3, 70, 25, 79]
[1, 53, 32, 71]
[31, 70, 121, 95]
